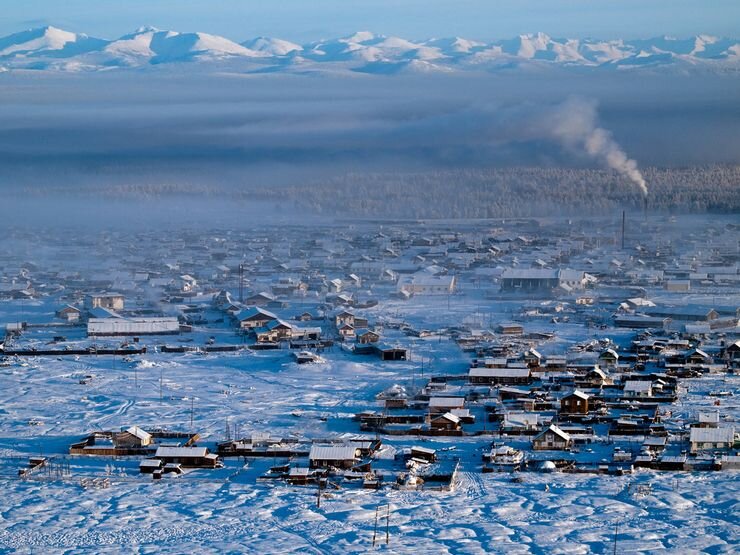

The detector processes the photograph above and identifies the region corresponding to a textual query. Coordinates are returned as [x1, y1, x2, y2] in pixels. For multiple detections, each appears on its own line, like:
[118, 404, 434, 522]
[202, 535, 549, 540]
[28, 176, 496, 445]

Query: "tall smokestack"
[621, 210, 625, 250]
[643, 194, 648, 221]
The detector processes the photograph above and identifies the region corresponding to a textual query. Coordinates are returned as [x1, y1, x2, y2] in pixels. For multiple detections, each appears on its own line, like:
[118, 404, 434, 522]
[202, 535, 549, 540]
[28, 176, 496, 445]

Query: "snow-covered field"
[0, 291, 738, 553]
[1, 452, 738, 553]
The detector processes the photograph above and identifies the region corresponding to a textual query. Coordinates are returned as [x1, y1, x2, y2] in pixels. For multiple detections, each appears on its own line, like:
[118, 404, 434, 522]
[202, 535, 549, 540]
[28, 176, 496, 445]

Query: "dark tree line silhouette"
[250, 166, 740, 219]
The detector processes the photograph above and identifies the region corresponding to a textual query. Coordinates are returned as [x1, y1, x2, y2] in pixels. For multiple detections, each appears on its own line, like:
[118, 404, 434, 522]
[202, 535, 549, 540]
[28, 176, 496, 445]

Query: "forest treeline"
[10, 165, 739, 219]
[249, 166, 740, 219]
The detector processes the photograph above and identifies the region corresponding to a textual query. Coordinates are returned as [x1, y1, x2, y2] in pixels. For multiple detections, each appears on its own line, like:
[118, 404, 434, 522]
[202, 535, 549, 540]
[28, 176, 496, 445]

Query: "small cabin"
[532, 425, 572, 451]
[113, 426, 153, 448]
[598, 349, 619, 370]
[355, 328, 380, 344]
[560, 390, 590, 415]
[410, 446, 437, 463]
[430, 412, 462, 432]
[56, 305, 81, 323]
[237, 307, 278, 330]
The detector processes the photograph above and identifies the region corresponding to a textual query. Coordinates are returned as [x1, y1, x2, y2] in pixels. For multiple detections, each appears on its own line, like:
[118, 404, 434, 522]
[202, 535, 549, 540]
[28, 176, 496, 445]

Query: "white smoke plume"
[547, 97, 648, 196]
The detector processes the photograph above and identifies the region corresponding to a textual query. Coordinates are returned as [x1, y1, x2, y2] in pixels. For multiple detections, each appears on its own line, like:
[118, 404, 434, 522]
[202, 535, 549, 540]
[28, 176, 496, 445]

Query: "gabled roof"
[536, 424, 571, 442]
[247, 291, 276, 301]
[155, 446, 208, 458]
[266, 319, 293, 331]
[89, 307, 122, 319]
[623, 380, 652, 392]
[237, 307, 278, 321]
[689, 427, 735, 443]
[309, 444, 358, 461]
[433, 412, 461, 424]
[125, 426, 152, 442]
[428, 396, 465, 408]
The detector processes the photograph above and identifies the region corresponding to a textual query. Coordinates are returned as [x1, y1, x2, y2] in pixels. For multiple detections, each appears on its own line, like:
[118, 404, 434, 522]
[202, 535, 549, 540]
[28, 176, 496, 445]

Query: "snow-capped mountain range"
[1, 26, 738, 73]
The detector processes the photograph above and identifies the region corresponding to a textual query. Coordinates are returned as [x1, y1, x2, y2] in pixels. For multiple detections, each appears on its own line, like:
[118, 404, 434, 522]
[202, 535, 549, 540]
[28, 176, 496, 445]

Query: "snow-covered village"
[2, 2, 740, 554]
[0, 213, 737, 552]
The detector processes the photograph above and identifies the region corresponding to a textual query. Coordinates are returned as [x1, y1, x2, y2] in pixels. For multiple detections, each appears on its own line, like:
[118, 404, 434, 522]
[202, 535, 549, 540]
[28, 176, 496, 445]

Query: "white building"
[87, 317, 180, 336]
[397, 274, 456, 296]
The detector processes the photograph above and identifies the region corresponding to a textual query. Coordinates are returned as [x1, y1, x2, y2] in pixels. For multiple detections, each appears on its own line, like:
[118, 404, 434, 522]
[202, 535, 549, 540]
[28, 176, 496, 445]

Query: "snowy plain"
[0, 286, 738, 554]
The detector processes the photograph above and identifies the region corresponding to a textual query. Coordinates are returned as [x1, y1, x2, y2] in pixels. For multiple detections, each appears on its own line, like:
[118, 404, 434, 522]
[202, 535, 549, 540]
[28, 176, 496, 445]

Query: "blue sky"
[4, 0, 740, 41]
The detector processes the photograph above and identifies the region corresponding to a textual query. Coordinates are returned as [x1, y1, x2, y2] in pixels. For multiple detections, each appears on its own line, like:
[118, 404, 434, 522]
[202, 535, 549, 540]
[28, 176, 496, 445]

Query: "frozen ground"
[0, 293, 738, 554]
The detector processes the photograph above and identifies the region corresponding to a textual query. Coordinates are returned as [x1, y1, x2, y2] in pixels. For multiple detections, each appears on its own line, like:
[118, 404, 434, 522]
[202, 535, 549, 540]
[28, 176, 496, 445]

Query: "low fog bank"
[0, 190, 308, 230]
[0, 68, 739, 225]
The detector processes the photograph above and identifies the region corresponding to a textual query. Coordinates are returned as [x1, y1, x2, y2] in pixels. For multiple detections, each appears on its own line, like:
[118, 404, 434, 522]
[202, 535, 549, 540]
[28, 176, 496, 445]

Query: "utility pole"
[385, 504, 390, 545]
[372, 505, 379, 547]
[621, 210, 626, 250]
[238, 263, 244, 303]
[613, 520, 619, 555]
[159, 367, 163, 403]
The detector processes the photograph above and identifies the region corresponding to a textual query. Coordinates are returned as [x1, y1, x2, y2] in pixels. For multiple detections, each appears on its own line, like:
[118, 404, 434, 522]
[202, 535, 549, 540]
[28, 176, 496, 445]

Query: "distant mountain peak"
[0, 26, 737, 74]
[344, 31, 376, 43]
[135, 25, 161, 34]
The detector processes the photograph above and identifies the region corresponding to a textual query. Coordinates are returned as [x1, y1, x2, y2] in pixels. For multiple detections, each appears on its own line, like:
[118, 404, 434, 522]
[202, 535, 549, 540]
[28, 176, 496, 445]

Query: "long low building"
[397, 274, 457, 296]
[469, 366, 532, 385]
[499, 269, 594, 293]
[87, 317, 180, 337]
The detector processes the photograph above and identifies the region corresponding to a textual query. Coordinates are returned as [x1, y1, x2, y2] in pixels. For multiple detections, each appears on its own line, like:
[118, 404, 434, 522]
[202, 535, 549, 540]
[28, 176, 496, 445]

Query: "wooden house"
[410, 446, 436, 463]
[245, 291, 277, 307]
[532, 425, 572, 451]
[430, 412, 462, 432]
[497, 323, 524, 335]
[254, 319, 294, 342]
[56, 305, 82, 323]
[113, 426, 153, 448]
[697, 411, 720, 428]
[560, 390, 590, 415]
[598, 349, 619, 370]
[335, 310, 367, 329]
[355, 328, 380, 344]
[523, 349, 542, 369]
[84, 293, 124, 311]
[151, 446, 221, 468]
[689, 427, 735, 454]
[338, 324, 355, 340]
[501, 412, 540, 433]
[684, 348, 711, 366]
[237, 307, 278, 330]
[725, 340, 740, 362]
[428, 396, 465, 415]
[308, 444, 360, 469]
[622, 380, 653, 398]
